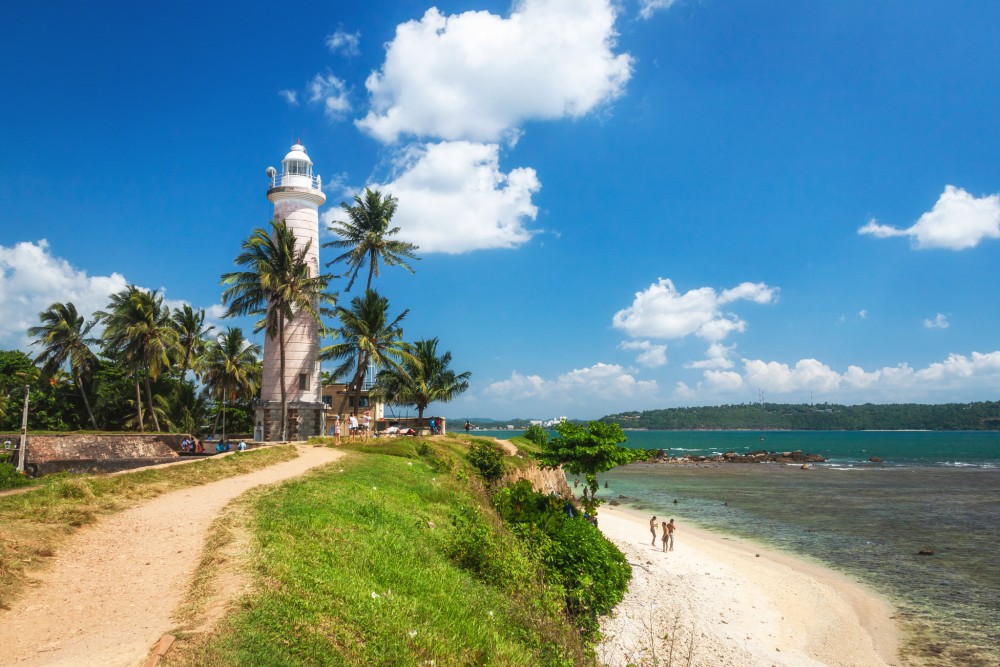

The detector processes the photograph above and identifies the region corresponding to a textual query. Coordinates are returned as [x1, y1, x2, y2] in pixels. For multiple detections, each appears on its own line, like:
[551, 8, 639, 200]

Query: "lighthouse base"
[254, 401, 325, 442]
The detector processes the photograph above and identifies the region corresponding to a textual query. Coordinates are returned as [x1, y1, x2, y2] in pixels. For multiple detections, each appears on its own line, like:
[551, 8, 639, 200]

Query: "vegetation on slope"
[165, 436, 632, 666]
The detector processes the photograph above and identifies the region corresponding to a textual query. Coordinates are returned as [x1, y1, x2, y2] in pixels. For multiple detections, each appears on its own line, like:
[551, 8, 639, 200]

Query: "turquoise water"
[478, 429, 1000, 666]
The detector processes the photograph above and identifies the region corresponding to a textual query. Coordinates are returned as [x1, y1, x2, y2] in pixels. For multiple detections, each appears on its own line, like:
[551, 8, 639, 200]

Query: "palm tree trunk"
[75, 371, 99, 430]
[145, 374, 161, 432]
[366, 257, 375, 292]
[336, 352, 367, 418]
[135, 376, 145, 432]
[211, 396, 221, 437]
[278, 316, 287, 442]
[418, 405, 425, 430]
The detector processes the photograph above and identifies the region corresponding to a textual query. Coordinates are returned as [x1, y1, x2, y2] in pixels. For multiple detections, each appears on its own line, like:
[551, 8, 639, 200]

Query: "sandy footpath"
[596, 504, 900, 667]
[1, 445, 342, 667]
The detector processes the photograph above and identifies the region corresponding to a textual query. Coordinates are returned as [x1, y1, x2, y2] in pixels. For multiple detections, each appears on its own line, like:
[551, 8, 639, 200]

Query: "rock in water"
[917, 549, 935, 556]
[869, 456, 883, 463]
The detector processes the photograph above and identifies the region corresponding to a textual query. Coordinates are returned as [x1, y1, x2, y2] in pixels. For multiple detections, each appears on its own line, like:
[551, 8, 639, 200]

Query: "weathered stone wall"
[0, 433, 188, 474]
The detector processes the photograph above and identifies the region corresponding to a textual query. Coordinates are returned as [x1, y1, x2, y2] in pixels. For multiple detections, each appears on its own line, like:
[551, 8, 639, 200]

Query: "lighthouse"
[256, 142, 326, 441]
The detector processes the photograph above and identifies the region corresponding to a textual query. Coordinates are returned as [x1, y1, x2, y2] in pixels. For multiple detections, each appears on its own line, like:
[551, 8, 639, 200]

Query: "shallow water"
[481, 429, 1000, 665]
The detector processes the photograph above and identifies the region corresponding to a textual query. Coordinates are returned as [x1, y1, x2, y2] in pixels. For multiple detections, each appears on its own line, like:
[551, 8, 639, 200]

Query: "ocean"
[477, 429, 1000, 666]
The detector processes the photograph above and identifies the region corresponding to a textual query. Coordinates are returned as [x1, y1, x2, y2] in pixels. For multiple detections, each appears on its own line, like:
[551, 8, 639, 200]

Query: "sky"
[2, 0, 1000, 420]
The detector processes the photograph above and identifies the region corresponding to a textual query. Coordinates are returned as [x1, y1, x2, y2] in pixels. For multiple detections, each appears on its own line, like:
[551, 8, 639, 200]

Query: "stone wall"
[0, 433, 188, 475]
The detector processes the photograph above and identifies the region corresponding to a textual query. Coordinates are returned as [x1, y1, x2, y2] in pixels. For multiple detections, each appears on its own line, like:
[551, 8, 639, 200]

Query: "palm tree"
[321, 289, 414, 417]
[220, 220, 335, 441]
[171, 304, 214, 378]
[96, 286, 178, 432]
[371, 338, 471, 428]
[324, 188, 419, 292]
[202, 327, 261, 440]
[27, 302, 101, 430]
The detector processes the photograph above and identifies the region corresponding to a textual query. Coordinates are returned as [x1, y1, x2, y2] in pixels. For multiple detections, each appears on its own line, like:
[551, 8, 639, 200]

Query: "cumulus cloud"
[326, 29, 361, 56]
[356, 0, 633, 143]
[612, 278, 778, 342]
[278, 89, 298, 106]
[858, 185, 1000, 250]
[357, 141, 540, 254]
[483, 363, 658, 404]
[638, 0, 681, 20]
[685, 342, 736, 370]
[619, 340, 667, 368]
[0, 240, 128, 349]
[924, 313, 950, 329]
[309, 73, 352, 119]
[678, 351, 1000, 403]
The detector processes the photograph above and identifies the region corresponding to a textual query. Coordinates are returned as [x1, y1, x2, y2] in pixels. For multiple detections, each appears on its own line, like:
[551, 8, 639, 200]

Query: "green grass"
[0, 446, 297, 608]
[165, 441, 591, 666]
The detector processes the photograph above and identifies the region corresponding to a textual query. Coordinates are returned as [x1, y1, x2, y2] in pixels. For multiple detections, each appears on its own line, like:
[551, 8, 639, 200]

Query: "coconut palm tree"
[324, 188, 419, 292]
[321, 289, 413, 417]
[27, 302, 101, 430]
[171, 304, 214, 379]
[202, 327, 261, 440]
[96, 286, 178, 432]
[371, 337, 471, 428]
[220, 220, 335, 441]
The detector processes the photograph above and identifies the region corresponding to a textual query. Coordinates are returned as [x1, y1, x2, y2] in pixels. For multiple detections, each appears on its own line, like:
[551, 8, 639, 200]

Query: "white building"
[255, 143, 326, 441]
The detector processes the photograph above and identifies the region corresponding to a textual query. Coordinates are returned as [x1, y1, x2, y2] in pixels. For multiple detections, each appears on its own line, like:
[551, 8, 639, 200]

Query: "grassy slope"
[165, 437, 590, 667]
[0, 446, 297, 608]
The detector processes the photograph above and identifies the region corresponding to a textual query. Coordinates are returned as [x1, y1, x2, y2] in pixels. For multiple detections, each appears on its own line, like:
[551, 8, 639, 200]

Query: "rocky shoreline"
[649, 448, 827, 464]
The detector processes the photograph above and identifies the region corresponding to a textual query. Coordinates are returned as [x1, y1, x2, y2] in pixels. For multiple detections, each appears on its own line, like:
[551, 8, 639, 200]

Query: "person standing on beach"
[666, 518, 676, 551]
[649, 516, 658, 546]
[661, 521, 669, 552]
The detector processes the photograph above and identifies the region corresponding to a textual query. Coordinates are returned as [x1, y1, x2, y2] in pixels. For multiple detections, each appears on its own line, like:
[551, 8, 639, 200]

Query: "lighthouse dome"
[282, 142, 313, 165]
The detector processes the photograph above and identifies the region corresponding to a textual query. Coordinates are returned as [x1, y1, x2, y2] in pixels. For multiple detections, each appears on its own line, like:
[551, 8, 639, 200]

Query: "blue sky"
[2, 0, 1000, 420]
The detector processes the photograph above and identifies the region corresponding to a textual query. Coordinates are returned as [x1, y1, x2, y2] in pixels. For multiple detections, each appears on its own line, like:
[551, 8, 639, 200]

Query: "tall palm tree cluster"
[15, 292, 260, 435]
[11, 187, 469, 437]
[221, 187, 469, 437]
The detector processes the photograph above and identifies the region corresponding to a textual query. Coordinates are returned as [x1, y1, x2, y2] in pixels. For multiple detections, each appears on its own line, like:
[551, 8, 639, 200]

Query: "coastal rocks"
[869, 456, 883, 463]
[917, 549, 935, 556]
[651, 448, 827, 465]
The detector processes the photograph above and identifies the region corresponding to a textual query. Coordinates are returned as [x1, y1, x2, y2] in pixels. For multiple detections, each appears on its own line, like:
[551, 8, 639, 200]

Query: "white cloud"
[685, 342, 736, 370]
[309, 73, 352, 119]
[638, 0, 681, 20]
[924, 313, 950, 329]
[278, 89, 298, 106]
[612, 278, 777, 342]
[484, 363, 658, 404]
[676, 351, 1000, 403]
[0, 240, 128, 350]
[619, 340, 667, 368]
[356, 0, 633, 143]
[326, 29, 361, 56]
[858, 185, 1000, 250]
[859, 309, 867, 319]
[361, 141, 540, 254]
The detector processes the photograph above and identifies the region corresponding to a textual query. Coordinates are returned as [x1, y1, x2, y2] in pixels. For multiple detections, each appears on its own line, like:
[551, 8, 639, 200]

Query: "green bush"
[523, 424, 550, 446]
[495, 480, 631, 636]
[468, 440, 506, 482]
[0, 462, 31, 490]
[445, 502, 536, 592]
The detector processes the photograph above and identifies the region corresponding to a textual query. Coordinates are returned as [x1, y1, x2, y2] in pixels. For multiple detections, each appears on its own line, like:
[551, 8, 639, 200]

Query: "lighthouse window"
[286, 160, 309, 176]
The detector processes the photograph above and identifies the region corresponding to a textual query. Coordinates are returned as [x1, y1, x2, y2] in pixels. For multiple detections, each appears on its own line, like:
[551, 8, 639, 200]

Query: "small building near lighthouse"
[254, 142, 326, 442]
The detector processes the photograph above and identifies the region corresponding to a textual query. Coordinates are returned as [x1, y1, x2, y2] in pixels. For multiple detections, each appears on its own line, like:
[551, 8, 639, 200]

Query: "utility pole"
[16, 384, 29, 472]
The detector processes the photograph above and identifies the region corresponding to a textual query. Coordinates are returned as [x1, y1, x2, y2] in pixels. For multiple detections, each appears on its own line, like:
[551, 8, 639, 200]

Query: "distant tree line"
[600, 402, 1000, 431]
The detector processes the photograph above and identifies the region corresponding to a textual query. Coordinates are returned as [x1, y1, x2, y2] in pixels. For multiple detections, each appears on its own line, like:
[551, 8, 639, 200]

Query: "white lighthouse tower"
[256, 142, 326, 441]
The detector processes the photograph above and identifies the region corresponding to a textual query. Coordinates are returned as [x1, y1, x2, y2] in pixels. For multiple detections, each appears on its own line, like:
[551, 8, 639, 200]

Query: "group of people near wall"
[180, 438, 247, 454]
[326, 410, 372, 444]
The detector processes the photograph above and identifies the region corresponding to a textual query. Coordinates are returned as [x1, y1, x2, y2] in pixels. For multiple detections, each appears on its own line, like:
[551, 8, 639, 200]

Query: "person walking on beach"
[649, 515, 658, 546]
[661, 521, 669, 552]
[666, 518, 676, 551]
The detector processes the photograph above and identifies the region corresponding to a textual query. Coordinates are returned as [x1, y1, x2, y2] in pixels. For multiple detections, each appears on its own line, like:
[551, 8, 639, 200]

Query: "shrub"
[0, 462, 31, 490]
[523, 424, 549, 447]
[445, 502, 535, 591]
[468, 440, 506, 482]
[495, 480, 631, 636]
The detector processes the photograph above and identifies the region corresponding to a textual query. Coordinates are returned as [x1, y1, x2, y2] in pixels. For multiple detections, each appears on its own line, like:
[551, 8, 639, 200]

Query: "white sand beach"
[596, 504, 901, 667]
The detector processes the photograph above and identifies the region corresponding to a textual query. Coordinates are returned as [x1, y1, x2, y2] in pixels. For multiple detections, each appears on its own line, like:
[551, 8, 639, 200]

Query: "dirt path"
[0, 445, 343, 667]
